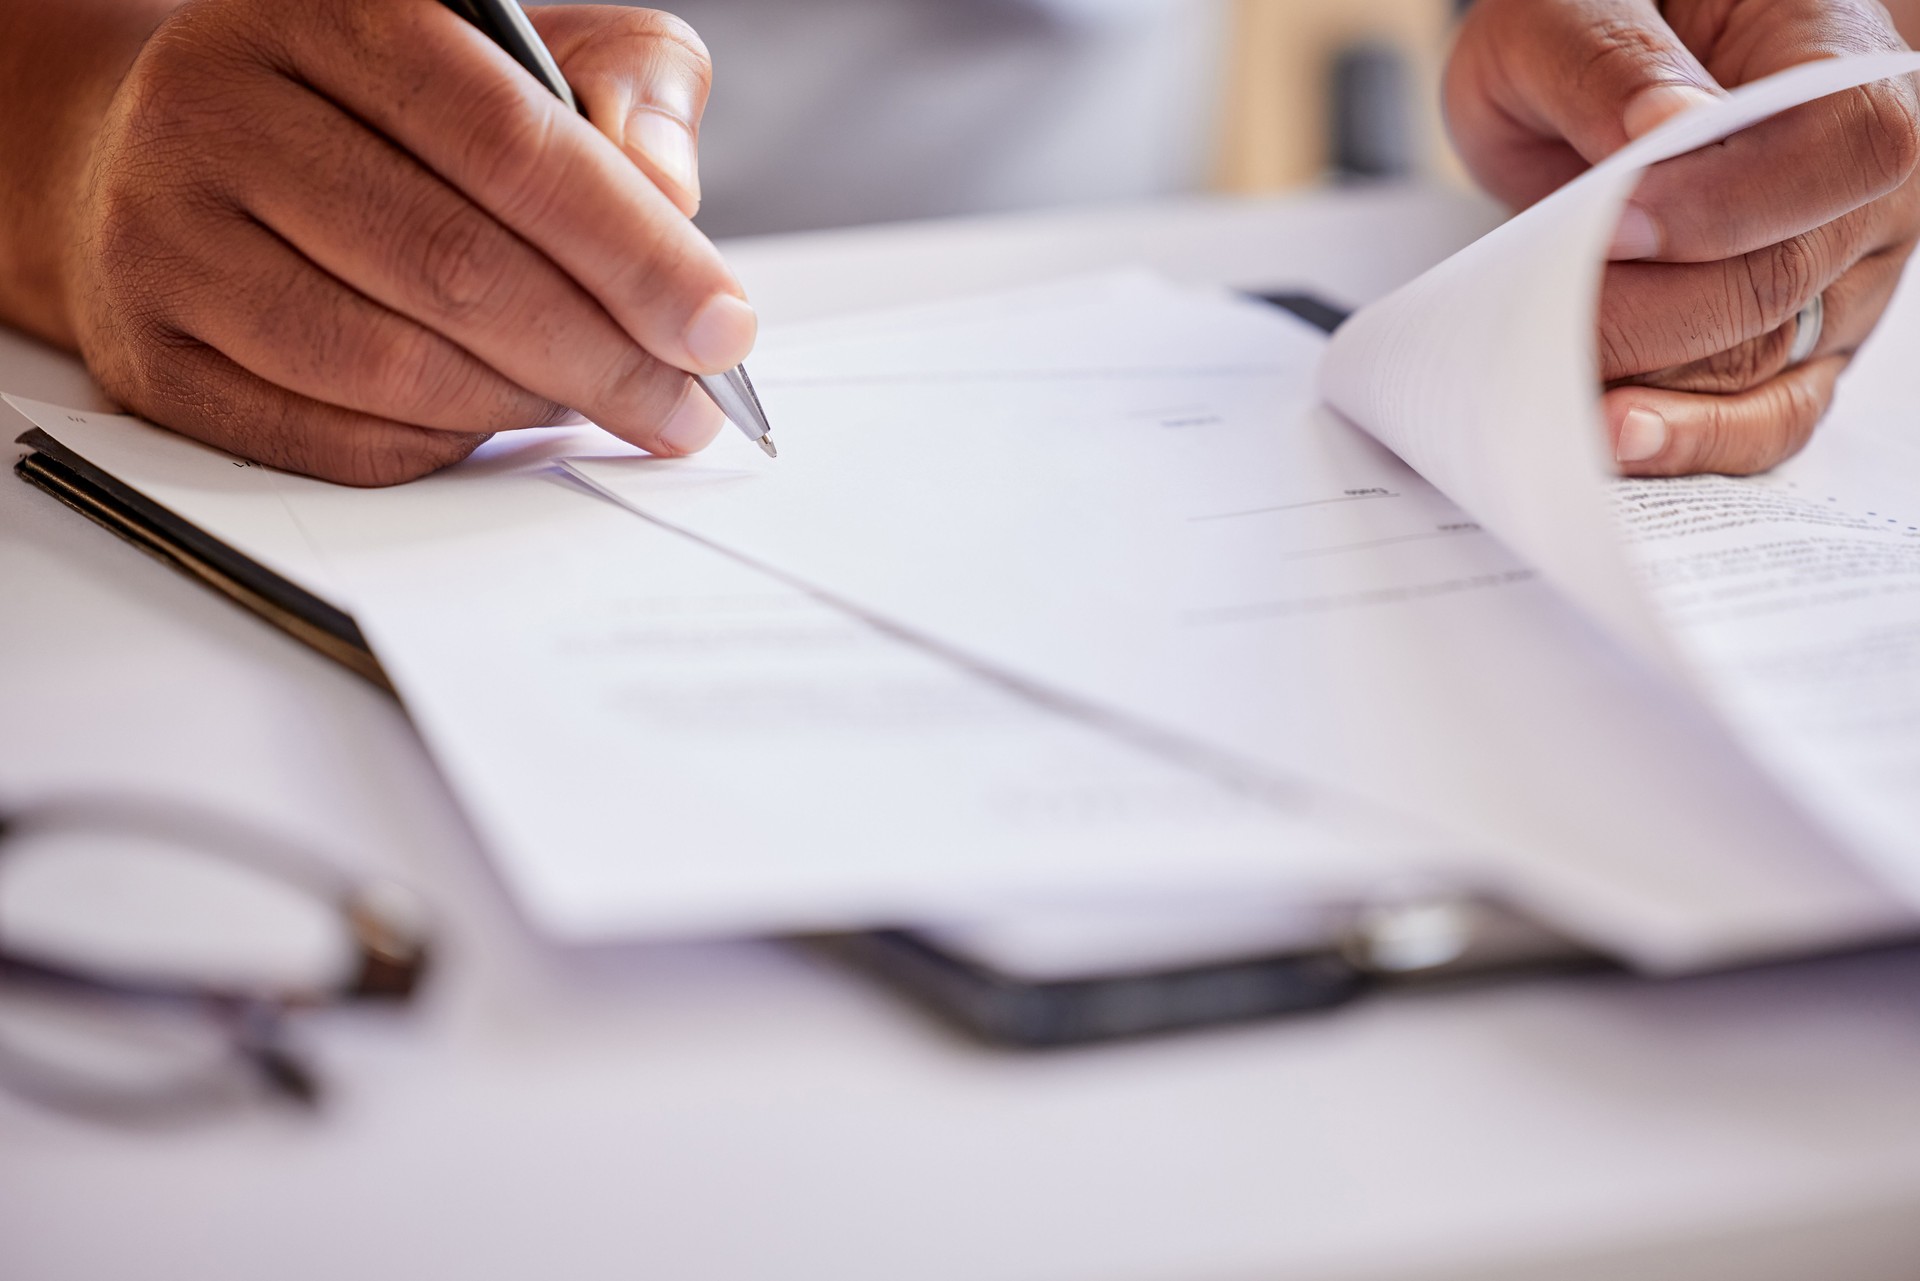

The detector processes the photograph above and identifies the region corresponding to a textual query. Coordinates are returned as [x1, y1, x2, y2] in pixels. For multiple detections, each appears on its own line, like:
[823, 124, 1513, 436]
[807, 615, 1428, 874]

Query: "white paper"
[1318, 53, 1920, 904]
[6, 393, 1439, 942]
[24, 55, 1920, 963]
[6, 394, 346, 603]
[568, 274, 1900, 969]
[1320, 52, 1920, 657]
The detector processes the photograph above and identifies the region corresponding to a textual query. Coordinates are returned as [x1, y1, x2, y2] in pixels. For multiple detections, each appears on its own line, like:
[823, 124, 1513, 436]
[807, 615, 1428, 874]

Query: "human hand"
[1445, 0, 1920, 476]
[62, 0, 747, 485]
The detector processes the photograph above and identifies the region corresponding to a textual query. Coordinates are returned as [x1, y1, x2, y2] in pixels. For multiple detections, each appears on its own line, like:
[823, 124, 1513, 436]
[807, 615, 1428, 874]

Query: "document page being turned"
[1318, 54, 1920, 910]
[568, 274, 1898, 970]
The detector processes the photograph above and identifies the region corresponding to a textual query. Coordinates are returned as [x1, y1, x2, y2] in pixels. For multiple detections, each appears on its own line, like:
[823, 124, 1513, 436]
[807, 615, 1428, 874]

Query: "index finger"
[284, 0, 755, 376]
[1617, 0, 1918, 263]
[1622, 75, 1920, 263]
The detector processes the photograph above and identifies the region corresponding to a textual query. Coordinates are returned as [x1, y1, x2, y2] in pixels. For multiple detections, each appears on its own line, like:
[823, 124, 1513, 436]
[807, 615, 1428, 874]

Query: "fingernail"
[630, 110, 699, 202]
[658, 383, 725, 454]
[1622, 84, 1721, 141]
[684, 293, 758, 372]
[1608, 202, 1660, 261]
[1615, 407, 1668, 463]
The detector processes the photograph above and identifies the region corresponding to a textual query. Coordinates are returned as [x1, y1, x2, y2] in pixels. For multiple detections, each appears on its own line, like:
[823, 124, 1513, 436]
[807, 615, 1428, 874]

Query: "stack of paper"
[17, 53, 1920, 974]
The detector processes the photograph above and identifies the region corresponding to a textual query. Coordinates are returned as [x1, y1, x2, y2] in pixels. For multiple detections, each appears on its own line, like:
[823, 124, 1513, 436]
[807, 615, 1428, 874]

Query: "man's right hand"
[51, 0, 751, 485]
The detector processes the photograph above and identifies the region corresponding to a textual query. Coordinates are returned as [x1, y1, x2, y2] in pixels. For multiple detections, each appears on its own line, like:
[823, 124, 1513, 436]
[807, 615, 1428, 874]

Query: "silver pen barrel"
[697, 367, 777, 458]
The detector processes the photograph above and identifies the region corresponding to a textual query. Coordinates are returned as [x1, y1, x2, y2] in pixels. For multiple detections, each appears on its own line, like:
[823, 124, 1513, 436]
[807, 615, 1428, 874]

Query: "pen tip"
[758, 435, 778, 459]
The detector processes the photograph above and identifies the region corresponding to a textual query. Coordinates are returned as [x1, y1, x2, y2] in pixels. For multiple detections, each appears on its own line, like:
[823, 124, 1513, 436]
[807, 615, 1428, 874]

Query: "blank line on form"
[1190, 491, 1403, 522]
[1277, 525, 1486, 562]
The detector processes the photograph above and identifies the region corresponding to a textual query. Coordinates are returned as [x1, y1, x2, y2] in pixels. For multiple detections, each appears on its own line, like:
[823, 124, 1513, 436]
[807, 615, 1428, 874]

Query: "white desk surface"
[7, 185, 1920, 1281]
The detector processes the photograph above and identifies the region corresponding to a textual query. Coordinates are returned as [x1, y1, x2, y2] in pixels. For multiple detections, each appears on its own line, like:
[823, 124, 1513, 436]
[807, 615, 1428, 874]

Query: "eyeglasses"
[0, 795, 430, 1123]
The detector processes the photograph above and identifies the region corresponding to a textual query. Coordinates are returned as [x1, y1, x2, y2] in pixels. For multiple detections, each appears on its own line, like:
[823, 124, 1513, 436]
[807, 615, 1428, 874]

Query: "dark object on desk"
[0, 794, 430, 1122]
[1330, 41, 1416, 181]
[15, 429, 390, 693]
[826, 930, 1369, 1049]
[830, 893, 1607, 1050]
[1257, 291, 1351, 335]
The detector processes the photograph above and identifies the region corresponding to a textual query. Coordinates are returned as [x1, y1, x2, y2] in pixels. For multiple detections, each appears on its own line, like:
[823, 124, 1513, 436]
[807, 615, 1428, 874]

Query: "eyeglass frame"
[0, 793, 431, 1114]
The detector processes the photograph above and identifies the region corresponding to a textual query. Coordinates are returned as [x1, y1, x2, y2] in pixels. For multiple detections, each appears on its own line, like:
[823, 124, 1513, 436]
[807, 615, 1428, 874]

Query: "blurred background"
[650, 0, 1469, 237]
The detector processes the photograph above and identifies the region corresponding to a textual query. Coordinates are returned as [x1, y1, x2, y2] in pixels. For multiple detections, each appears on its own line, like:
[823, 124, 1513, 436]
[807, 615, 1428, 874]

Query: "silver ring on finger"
[1787, 293, 1825, 368]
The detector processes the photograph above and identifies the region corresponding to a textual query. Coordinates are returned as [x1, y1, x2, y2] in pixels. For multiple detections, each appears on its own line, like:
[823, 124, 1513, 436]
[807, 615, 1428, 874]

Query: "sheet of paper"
[7, 392, 1442, 942]
[1606, 283, 1920, 901]
[7, 393, 348, 604]
[27, 48, 1920, 965]
[567, 275, 1903, 970]
[1318, 53, 1920, 903]
[1320, 52, 1920, 658]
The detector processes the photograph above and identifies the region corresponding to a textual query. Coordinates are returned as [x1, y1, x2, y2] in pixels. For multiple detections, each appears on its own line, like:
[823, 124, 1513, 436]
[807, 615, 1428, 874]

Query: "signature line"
[1190, 491, 1402, 522]
[1278, 526, 1484, 561]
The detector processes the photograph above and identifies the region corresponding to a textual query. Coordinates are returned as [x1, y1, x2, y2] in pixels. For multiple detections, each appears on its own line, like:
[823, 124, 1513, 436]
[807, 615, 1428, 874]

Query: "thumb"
[1471, 0, 1724, 164]
[532, 6, 714, 218]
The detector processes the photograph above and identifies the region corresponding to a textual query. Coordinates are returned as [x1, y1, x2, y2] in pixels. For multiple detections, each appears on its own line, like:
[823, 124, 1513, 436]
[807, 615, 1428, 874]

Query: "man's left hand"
[1447, 0, 1920, 476]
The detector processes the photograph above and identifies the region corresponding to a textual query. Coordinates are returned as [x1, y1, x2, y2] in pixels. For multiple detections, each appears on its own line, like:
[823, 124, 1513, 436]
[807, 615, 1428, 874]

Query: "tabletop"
[7, 184, 1920, 1281]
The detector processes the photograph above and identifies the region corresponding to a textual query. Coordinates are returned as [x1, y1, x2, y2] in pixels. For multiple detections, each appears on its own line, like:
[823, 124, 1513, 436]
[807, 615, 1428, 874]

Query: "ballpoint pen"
[436, 0, 778, 457]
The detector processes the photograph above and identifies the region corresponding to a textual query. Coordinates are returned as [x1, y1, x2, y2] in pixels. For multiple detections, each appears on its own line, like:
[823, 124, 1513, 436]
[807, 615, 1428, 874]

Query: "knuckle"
[542, 7, 712, 115]
[1683, 404, 1730, 474]
[1689, 400, 1765, 476]
[1742, 237, 1820, 332]
[353, 324, 455, 415]
[587, 343, 673, 416]
[455, 77, 571, 228]
[324, 0, 386, 61]
[607, 223, 702, 323]
[1665, 328, 1793, 395]
[1575, 17, 1695, 98]
[1772, 375, 1827, 459]
[120, 6, 272, 150]
[1690, 378, 1823, 477]
[346, 322, 531, 434]
[1598, 322, 1652, 380]
[382, 337, 540, 432]
[623, 9, 712, 70]
[642, 44, 714, 125]
[1850, 80, 1920, 196]
[1598, 270, 1691, 378]
[84, 184, 170, 283]
[89, 323, 199, 421]
[406, 202, 506, 321]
